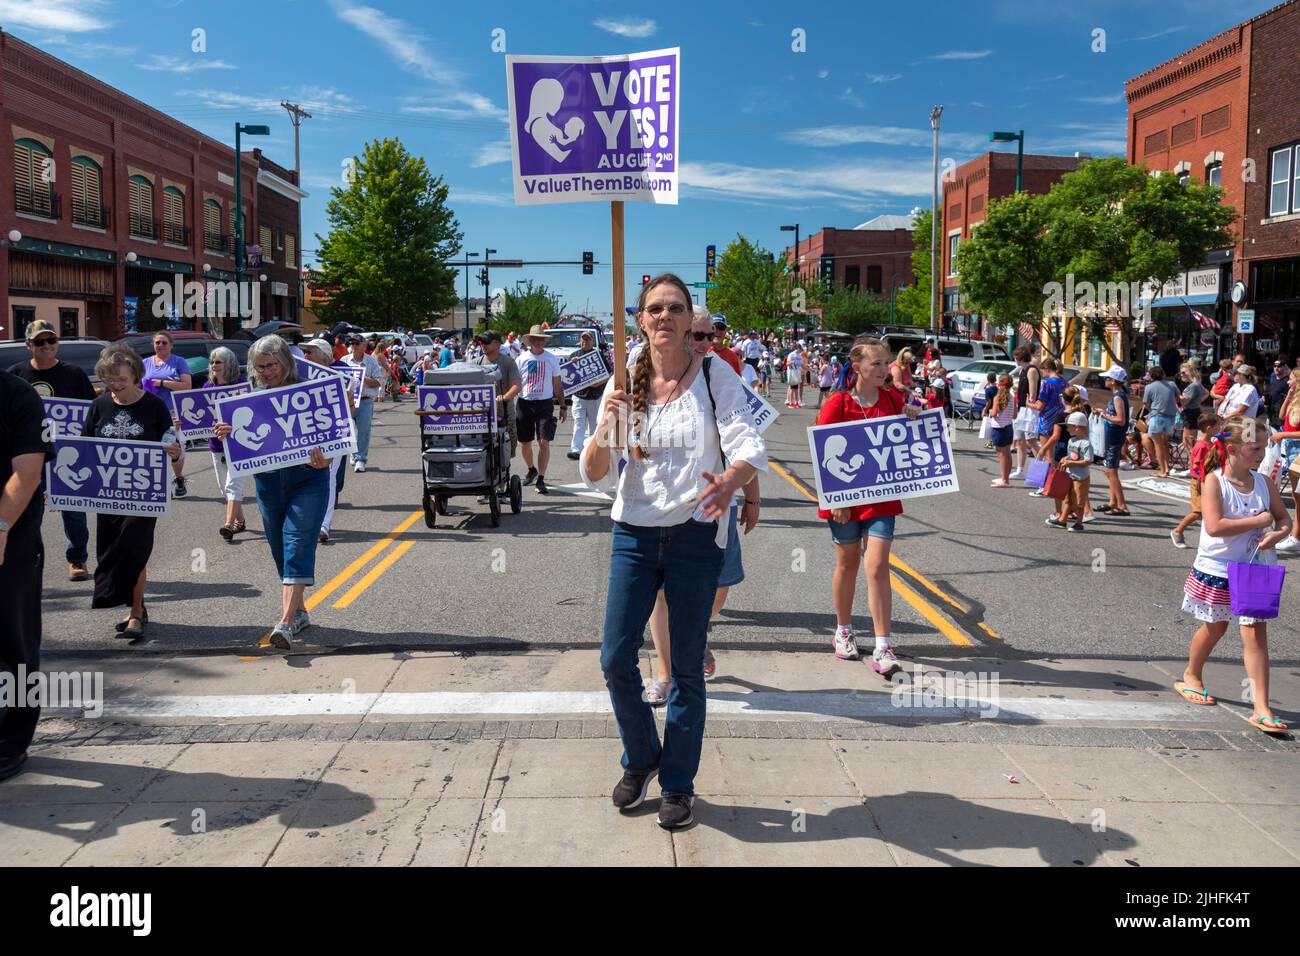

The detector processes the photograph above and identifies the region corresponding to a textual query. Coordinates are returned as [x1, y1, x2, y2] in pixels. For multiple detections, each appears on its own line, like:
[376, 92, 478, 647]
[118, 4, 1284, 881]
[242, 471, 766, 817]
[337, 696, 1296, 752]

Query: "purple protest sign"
[417, 384, 495, 436]
[214, 377, 356, 476]
[294, 357, 363, 404]
[740, 383, 778, 434]
[46, 436, 170, 517]
[806, 408, 959, 510]
[506, 48, 680, 206]
[560, 349, 611, 397]
[41, 397, 92, 440]
[174, 383, 251, 442]
[330, 361, 366, 403]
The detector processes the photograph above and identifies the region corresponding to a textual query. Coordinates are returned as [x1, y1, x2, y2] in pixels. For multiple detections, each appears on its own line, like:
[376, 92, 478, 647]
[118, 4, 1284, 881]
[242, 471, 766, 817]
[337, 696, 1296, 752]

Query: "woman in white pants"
[206, 347, 248, 540]
[303, 338, 351, 544]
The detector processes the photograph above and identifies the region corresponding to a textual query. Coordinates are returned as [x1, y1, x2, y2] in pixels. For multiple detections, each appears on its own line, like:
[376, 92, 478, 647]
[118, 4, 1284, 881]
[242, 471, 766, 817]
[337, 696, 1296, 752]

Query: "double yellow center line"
[767, 460, 979, 647]
[305, 509, 423, 612]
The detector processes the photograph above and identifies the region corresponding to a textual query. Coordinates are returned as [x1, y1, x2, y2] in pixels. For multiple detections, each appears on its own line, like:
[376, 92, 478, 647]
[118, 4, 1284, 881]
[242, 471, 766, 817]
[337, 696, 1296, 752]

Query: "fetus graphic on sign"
[525, 77, 584, 162]
[231, 406, 271, 450]
[821, 434, 865, 483]
[54, 445, 93, 490]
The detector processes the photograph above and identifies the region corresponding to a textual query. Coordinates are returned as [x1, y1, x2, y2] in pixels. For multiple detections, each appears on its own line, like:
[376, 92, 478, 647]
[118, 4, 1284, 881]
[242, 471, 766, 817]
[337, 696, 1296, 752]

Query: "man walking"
[739, 329, 764, 372]
[0, 367, 54, 782]
[470, 331, 522, 457]
[709, 317, 743, 374]
[7, 319, 95, 581]
[341, 334, 384, 472]
[516, 325, 566, 495]
[567, 330, 611, 461]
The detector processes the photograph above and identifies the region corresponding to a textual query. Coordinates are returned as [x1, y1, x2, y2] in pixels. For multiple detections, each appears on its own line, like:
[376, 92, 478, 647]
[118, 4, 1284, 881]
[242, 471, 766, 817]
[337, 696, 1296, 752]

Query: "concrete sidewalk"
[3, 649, 1298, 866]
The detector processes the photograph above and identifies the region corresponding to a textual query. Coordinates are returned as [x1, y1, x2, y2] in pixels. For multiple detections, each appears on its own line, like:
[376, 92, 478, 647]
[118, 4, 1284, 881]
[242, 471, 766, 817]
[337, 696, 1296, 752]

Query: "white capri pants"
[322, 455, 342, 533]
[211, 451, 247, 502]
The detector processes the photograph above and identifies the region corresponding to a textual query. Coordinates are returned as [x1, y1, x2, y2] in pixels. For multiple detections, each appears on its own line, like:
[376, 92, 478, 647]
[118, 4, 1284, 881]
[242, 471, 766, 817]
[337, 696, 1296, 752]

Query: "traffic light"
[642, 274, 651, 285]
[582, 251, 594, 275]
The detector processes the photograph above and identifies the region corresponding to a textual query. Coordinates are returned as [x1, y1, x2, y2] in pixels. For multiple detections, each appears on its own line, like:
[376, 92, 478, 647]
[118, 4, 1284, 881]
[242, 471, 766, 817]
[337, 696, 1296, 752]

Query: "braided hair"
[629, 273, 693, 460]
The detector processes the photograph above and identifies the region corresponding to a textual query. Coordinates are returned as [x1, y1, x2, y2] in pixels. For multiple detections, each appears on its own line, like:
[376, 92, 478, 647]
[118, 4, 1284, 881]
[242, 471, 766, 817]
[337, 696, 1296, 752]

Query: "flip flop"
[1251, 714, 1289, 735]
[1109, 508, 1132, 517]
[1174, 681, 1215, 705]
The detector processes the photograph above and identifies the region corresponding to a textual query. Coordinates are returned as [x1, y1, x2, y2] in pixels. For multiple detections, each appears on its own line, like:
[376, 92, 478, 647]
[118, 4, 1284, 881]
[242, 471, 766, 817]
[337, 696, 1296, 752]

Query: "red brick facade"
[0, 32, 304, 340]
[784, 221, 915, 299]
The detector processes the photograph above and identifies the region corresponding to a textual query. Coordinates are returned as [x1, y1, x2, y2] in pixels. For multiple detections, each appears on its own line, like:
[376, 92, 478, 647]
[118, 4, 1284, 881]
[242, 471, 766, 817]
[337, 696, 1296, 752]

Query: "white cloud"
[138, 55, 237, 73]
[970, 101, 987, 108]
[681, 159, 932, 205]
[448, 189, 514, 207]
[865, 73, 902, 84]
[180, 86, 356, 116]
[0, 0, 109, 33]
[1073, 93, 1126, 105]
[302, 173, 344, 190]
[928, 50, 993, 61]
[785, 125, 990, 153]
[839, 87, 865, 109]
[470, 140, 513, 168]
[817, 69, 830, 79]
[593, 17, 657, 38]
[1127, 25, 1187, 42]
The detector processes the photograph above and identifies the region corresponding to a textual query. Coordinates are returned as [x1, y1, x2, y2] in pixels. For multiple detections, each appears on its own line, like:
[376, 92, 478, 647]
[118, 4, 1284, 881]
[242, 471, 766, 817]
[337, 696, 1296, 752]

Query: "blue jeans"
[600, 519, 724, 796]
[254, 464, 331, 585]
[62, 510, 89, 564]
[352, 397, 375, 464]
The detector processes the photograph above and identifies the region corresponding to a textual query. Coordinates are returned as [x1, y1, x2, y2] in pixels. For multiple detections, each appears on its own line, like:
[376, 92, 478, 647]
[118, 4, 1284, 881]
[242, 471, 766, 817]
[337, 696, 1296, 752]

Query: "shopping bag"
[1228, 555, 1285, 620]
[1025, 458, 1051, 488]
[1043, 466, 1073, 500]
[978, 416, 994, 440]
[1089, 413, 1106, 463]
[1261, 434, 1282, 484]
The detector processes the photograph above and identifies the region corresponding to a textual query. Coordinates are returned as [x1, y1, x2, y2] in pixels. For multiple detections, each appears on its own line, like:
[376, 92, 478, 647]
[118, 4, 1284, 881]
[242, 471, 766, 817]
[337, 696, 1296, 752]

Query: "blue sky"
[0, 0, 1278, 314]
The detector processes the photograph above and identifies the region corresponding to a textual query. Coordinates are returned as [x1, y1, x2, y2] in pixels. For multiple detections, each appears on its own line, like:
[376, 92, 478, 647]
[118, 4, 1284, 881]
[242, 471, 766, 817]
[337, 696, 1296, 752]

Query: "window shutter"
[14, 142, 33, 195]
[84, 162, 101, 209]
[70, 161, 87, 208]
[163, 187, 184, 226]
[129, 176, 152, 219]
[286, 233, 296, 269]
[260, 225, 273, 262]
[203, 200, 220, 236]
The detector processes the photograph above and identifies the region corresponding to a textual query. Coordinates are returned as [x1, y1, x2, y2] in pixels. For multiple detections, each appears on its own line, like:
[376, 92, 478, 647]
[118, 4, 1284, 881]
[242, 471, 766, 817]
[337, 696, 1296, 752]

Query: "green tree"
[894, 207, 939, 327]
[494, 280, 565, 337]
[315, 138, 463, 330]
[710, 234, 789, 329]
[805, 278, 889, 334]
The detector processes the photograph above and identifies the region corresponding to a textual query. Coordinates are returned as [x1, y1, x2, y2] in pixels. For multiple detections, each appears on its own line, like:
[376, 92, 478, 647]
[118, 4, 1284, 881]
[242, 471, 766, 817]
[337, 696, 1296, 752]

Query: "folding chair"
[961, 394, 987, 431]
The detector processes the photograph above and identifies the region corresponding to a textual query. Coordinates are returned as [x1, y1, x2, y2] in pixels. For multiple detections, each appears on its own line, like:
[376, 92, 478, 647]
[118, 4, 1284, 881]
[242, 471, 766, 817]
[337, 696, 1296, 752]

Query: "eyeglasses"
[210, 360, 225, 366]
[32, 337, 58, 346]
[643, 303, 688, 317]
[692, 332, 715, 342]
[254, 362, 282, 373]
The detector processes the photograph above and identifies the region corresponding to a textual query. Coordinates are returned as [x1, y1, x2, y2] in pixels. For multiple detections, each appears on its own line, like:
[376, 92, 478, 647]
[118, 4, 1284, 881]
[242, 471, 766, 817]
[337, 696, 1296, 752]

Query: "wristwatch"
[0, 516, 9, 533]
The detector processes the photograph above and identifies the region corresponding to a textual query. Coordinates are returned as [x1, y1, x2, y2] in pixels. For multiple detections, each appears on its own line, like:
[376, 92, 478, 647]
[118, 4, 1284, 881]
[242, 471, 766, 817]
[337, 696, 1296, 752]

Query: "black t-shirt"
[7, 359, 97, 401]
[83, 390, 173, 443]
[0, 369, 55, 538]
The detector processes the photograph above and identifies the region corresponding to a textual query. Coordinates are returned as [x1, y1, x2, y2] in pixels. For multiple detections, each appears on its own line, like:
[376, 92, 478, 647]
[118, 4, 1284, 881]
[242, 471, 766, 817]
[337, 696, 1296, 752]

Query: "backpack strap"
[701, 355, 730, 469]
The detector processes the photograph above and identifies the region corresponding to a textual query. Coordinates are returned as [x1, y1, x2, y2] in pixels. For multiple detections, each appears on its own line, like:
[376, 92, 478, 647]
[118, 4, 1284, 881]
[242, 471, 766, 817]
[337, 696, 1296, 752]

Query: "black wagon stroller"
[416, 365, 522, 528]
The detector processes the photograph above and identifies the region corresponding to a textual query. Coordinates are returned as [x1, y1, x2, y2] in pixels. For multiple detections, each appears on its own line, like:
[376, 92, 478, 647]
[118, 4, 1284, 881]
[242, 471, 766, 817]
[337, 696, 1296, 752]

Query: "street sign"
[692, 281, 716, 289]
[487, 259, 524, 268]
[1236, 309, 1255, 334]
[1256, 338, 1279, 352]
[706, 244, 716, 282]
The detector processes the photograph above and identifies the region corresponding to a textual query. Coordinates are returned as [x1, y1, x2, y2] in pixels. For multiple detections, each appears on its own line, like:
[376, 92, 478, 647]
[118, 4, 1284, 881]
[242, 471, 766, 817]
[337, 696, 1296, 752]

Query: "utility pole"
[280, 102, 312, 178]
[929, 105, 943, 335]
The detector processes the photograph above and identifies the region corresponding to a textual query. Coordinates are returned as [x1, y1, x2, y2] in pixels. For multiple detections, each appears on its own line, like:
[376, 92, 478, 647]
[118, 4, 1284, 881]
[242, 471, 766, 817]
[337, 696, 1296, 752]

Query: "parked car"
[946, 360, 1017, 412]
[0, 337, 109, 391]
[116, 333, 250, 388]
[879, 332, 1010, 373]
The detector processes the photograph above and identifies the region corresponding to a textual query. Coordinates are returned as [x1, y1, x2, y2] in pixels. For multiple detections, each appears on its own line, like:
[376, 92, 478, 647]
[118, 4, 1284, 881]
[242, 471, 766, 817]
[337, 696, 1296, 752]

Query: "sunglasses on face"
[643, 303, 688, 317]
[33, 337, 58, 346]
[692, 332, 715, 342]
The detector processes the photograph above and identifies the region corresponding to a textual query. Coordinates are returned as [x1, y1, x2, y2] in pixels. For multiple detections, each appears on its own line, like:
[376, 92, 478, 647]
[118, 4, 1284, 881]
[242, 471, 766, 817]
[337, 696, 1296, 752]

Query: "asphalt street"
[37, 392, 1300, 666]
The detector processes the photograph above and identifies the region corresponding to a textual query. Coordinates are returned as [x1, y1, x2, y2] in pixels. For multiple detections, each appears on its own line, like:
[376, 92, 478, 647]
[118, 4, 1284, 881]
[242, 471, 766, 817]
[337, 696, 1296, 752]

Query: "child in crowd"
[988, 373, 1016, 487]
[1032, 385, 1078, 514]
[981, 372, 998, 448]
[1052, 411, 1093, 532]
[816, 337, 920, 675]
[1098, 366, 1131, 517]
[1171, 413, 1221, 549]
[1175, 417, 1291, 734]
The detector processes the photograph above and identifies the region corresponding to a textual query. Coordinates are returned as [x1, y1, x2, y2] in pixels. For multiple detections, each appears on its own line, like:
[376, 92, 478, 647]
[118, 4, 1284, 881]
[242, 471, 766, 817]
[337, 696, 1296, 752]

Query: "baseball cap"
[25, 319, 58, 341]
[1067, 412, 1089, 427]
[305, 338, 332, 355]
[711, 317, 727, 330]
[1103, 365, 1127, 382]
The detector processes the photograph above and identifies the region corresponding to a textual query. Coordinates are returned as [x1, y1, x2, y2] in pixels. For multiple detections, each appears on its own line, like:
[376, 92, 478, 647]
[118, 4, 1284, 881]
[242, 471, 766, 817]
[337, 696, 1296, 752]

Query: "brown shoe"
[68, 562, 89, 582]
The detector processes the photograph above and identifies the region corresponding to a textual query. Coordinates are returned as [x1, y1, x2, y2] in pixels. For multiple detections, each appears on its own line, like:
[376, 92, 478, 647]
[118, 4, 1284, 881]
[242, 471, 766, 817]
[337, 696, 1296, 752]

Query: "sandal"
[1174, 681, 1215, 705]
[1251, 714, 1288, 735]
[1109, 508, 1131, 517]
[219, 523, 235, 541]
[233, 519, 246, 534]
[1097, 504, 1115, 513]
[120, 615, 146, 640]
[115, 605, 147, 633]
[644, 679, 671, 707]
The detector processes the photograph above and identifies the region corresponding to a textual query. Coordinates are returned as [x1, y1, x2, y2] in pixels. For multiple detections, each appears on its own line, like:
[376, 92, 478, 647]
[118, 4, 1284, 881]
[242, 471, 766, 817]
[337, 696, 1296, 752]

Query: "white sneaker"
[832, 627, 860, 661]
[1170, 530, 1188, 549]
[871, 645, 901, 676]
[1276, 535, 1300, 555]
[1171, 469, 1191, 478]
[354, 461, 366, 473]
[1009, 468, 1024, 479]
[1118, 461, 1136, 471]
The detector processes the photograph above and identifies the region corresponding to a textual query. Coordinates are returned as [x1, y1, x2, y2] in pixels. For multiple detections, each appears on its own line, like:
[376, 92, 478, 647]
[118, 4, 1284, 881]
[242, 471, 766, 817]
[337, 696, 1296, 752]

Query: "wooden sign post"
[611, 200, 626, 391]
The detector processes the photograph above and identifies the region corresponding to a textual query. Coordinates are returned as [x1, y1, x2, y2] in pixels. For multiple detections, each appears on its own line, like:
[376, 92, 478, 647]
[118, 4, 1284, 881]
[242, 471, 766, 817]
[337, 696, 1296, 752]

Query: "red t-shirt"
[814, 387, 907, 522]
[712, 345, 742, 376]
[1212, 373, 1233, 397]
[1189, 440, 1210, 480]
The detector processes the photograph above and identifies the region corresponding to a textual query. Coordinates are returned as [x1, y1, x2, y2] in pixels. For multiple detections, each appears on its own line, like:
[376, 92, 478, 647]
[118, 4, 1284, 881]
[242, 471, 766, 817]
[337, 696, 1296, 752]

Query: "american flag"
[1018, 321, 1037, 342]
[1191, 308, 1219, 331]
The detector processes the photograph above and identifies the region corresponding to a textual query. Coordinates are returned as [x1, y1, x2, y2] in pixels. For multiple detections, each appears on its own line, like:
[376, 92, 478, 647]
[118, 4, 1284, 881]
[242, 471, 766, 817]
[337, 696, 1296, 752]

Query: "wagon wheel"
[488, 486, 501, 527]
[435, 494, 450, 516]
[509, 474, 523, 514]
[422, 491, 436, 528]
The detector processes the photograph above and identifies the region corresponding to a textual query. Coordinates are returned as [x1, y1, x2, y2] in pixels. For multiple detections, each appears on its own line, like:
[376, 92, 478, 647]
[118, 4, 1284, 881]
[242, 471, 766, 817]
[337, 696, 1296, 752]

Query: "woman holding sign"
[83, 345, 182, 639]
[214, 335, 331, 650]
[142, 331, 192, 499]
[816, 338, 921, 675]
[581, 274, 767, 831]
[204, 347, 248, 541]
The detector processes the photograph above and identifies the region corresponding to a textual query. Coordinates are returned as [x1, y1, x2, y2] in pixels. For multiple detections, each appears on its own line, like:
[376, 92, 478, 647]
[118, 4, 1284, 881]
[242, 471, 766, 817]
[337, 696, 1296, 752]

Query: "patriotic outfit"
[1181, 468, 1276, 625]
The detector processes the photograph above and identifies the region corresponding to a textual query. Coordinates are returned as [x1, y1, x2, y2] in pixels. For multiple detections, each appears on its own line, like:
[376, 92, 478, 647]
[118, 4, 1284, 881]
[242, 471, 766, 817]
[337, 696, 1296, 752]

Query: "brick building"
[1125, 0, 1300, 367]
[783, 214, 916, 304]
[941, 152, 1082, 343]
[1, 31, 305, 341]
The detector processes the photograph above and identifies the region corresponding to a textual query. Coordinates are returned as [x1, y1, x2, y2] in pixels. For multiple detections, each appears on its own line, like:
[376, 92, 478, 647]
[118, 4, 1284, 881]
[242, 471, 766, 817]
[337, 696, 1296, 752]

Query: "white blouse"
[1221, 383, 1260, 419]
[580, 356, 768, 547]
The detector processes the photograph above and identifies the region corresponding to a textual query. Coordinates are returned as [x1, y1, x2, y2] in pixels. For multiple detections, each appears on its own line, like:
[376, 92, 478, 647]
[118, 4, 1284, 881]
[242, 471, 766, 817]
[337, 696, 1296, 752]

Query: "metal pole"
[464, 262, 470, 340]
[930, 106, 943, 335]
[1016, 130, 1024, 193]
[234, 124, 242, 337]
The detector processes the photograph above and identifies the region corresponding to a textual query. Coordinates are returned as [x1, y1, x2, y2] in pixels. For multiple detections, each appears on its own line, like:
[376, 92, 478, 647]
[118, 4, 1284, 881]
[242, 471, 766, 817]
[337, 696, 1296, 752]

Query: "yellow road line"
[887, 554, 967, 614]
[769, 456, 972, 647]
[305, 509, 423, 611]
[332, 539, 416, 609]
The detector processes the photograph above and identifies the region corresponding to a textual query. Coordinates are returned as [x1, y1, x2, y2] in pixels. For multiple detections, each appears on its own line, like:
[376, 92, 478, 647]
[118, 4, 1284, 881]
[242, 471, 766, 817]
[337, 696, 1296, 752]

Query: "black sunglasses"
[32, 336, 58, 346]
[692, 332, 714, 342]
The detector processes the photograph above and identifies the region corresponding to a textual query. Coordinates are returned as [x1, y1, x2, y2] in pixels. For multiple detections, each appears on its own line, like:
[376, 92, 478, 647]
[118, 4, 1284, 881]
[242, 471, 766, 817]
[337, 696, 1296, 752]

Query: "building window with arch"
[162, 186, 187, 245]
[14, 138, 57, 218]
[128, 175, 157, 239]
[1205, 161, 1222, 189]
[203, 198, 225, 253]
[69, 156, 105, 227]
[1269, 143, 1300, 217]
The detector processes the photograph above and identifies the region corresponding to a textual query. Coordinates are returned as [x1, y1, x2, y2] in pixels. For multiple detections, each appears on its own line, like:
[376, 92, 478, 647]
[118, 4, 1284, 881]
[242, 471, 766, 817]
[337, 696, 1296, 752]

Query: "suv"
[543, 326, 608, 363]
[879, 332, 1009, 373]
[0, 337, 109, 391]
[116, 333, 248, 388]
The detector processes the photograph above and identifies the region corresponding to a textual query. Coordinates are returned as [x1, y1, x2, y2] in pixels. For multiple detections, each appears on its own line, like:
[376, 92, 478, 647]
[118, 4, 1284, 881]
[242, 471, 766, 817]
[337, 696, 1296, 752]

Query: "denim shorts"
[992, 424, 1013, 448]
[828, 514, 896, 545]
[718, 505, 744, 588]
[1148, 413, 1176, 436]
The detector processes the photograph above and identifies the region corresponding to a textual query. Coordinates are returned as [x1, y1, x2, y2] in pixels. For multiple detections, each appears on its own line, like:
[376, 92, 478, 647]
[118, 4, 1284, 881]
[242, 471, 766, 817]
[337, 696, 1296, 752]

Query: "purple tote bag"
[1025, 458, 1051, 488]
[1228, 550, 1286, 620]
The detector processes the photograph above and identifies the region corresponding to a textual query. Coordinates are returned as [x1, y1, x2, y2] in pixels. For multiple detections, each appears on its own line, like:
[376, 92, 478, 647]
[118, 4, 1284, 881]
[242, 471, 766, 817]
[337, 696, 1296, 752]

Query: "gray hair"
[208, 346, 241, 385]
[94, 344, 144, 384]
[247, 334, 297, 389]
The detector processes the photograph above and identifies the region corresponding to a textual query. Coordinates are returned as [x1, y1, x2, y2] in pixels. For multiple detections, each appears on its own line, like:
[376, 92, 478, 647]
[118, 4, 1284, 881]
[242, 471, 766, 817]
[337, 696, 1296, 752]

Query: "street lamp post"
[234, 122, 269, 336]
[930, 106, 943, 335]
[463, 251, 479, 341]
[780, 224, 799, 341]
[483, 248, 497, 327]
[989, 129, 1025, 193]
